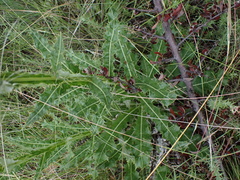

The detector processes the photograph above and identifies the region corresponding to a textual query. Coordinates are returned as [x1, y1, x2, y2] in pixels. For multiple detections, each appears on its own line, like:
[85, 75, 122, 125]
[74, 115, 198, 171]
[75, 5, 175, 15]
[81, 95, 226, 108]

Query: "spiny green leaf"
[124, 162, 140, 180]
[9, 131, 91, 168]
[135, 154, 150, 170]
[32, 31, 51, 59]
[207, 97, 235, 110]
[144, 31, 167, 77]
[137, 77, 177, 107]
[1, 73, 62, 85]
[117, 38, 137, 78]
[139, 98, 167, 120]
[180, 42, 196, 61]
[155, 166, 170, 180]
[103, 17, 137, 78]
[65, 50, 99, 70]
[162, 124, 180, 144]
[111, 107, 138, 132]
[103, 22, 123, 76]
[51, 33, 64, 75]
[193, 69, 229, 95]
[91, 133, 115, 165]
[27, 84, 70, 125]
[106, 3, 120, 21]
[21, 73, 111, 125]
[32, 32, 65, 75]
[140, 98, 182, 147]
[133, 116, 151, 141]
[88, 77, 112, 108]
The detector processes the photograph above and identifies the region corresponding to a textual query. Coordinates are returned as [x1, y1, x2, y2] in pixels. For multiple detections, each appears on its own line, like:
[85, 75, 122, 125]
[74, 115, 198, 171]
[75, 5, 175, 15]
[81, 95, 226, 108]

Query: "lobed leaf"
[8, 131, 91, 170]
[137, 76, 177, 107]
[27, 84, 68, 125]
[88, 77, 112, 108]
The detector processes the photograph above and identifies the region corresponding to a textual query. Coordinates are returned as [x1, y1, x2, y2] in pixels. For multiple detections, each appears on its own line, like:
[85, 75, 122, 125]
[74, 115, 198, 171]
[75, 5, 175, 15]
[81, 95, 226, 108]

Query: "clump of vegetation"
[0, 0, 239, 179]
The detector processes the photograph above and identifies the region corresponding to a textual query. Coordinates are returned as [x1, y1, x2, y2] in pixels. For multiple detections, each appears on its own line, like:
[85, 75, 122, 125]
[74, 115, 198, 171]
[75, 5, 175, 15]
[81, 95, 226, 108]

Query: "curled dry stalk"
[131, 0, 231, 179]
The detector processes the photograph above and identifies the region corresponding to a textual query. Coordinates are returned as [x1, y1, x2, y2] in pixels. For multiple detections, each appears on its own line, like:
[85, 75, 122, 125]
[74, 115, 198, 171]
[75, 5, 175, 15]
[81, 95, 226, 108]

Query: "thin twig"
[135, 28, 166, 40]
[178, 4, 236, 47]
[151, 57, 175, 64]
[125, 7, 155, 13]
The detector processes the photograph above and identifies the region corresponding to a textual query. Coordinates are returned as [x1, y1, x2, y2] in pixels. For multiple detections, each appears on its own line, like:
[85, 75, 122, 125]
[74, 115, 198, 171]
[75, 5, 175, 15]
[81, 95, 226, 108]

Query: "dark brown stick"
[150, 0, 228, 179]
[153, 0, 206, 133]
[125, 7, 155, 13]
